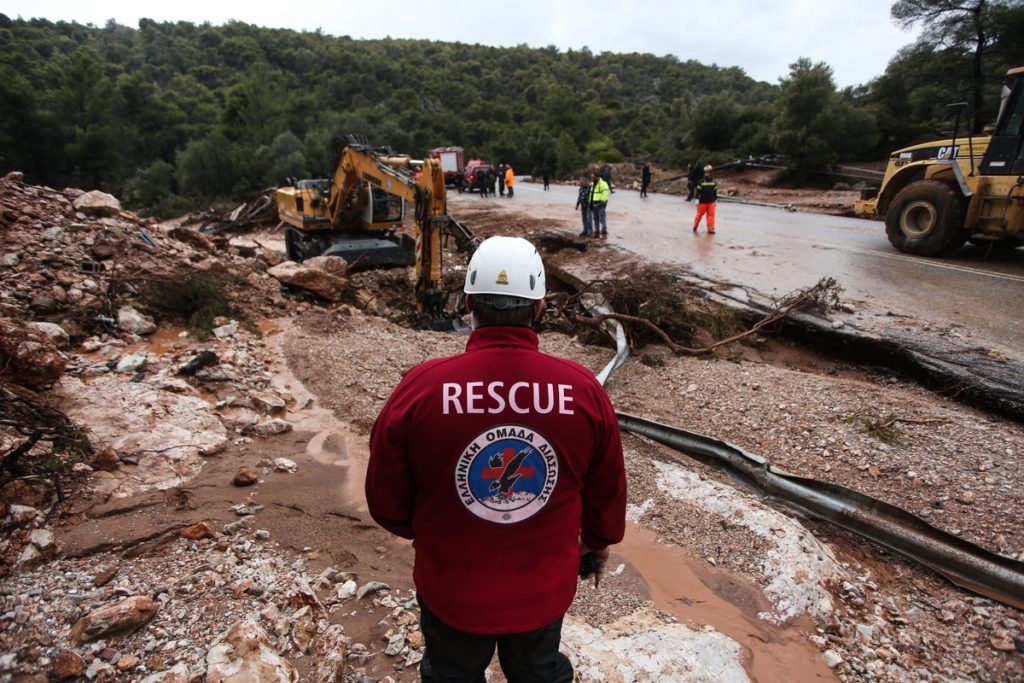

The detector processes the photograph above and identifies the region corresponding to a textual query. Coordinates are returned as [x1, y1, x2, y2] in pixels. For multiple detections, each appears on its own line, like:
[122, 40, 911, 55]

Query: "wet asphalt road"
[459, 182, 1024, 360]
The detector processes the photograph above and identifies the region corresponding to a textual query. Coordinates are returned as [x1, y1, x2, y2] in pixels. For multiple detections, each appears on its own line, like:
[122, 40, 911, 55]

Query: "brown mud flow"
[265, 317, 836, 680]
[618, 523, 838, 682]
[263, 320, 371, 507]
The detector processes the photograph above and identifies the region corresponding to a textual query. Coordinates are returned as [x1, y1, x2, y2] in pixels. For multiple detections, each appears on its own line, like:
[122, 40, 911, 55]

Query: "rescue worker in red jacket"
[366, 236, 627, 682]
[693, 164, 718, 234]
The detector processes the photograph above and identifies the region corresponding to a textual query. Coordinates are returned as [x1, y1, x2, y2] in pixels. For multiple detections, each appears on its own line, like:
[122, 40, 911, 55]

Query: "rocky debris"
[267, 260, 349, 302]
[205, 620, 297, 682]
[0, 173, 287, 339]
[0, 317, 68, 389]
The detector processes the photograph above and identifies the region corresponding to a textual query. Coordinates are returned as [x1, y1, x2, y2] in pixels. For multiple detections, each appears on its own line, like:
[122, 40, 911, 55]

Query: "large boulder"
[0, 318, 67, 389]
[69, 596, 158, 643]
[59, 374, 228, 498]
[168, 226, 217, 254]
[26, 322, 70, 349]
[117, 305, 157, 335]
[267, 261, 348, 302]
[303, 255, 349, 279]
[73, 190, 122, 217]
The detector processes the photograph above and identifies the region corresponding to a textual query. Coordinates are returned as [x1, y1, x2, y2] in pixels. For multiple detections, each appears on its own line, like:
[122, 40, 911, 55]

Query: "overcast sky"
[4, 0, 921, 88]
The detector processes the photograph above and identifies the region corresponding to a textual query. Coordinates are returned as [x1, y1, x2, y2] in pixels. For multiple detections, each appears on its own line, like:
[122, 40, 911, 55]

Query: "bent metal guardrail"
[615, 412, 1024, 611]
[582, 292, 1024, 609]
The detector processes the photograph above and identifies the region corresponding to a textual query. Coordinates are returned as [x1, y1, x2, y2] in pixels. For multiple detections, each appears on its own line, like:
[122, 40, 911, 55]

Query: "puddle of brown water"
[618, 522, 837, 682]
[128, 326, 190, 355]
[261, 319, 371, 508]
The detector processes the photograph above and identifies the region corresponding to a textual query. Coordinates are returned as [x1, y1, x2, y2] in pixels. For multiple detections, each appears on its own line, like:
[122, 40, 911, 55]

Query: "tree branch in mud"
[571, 276, 844, 356]
[1, 385, 92, 482]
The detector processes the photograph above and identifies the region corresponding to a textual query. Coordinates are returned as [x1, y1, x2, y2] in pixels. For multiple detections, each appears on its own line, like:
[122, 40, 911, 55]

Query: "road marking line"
[812, 242, 1024, 283]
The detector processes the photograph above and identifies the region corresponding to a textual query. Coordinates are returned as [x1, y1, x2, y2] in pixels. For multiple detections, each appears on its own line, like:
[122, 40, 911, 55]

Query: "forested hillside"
[0, 2, 1021, 212]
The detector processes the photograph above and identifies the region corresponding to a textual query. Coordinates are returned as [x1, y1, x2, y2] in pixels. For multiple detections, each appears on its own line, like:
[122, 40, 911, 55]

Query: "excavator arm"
[327, 144, 479, 327]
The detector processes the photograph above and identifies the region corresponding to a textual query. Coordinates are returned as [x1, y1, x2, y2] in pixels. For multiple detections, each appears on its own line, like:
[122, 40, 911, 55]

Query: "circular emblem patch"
[454, 424, 559, 524]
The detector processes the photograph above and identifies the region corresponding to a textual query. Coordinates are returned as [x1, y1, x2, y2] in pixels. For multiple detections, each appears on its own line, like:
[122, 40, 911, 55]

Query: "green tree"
[266, 131, 306, 185]
[690, 93, 741, 151]
[123, 159, 175, 207]
[891, 0, 1014, 132]
[175, 132, 238, 199]
[772, 58, 876, 168]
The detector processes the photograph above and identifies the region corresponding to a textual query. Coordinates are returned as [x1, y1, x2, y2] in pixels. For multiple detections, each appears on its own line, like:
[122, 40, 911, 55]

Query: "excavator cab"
[979, 67, 1024, 175]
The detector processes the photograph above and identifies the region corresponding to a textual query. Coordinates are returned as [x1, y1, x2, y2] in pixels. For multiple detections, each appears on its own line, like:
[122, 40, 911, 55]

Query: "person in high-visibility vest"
[589, 172, 611, 238]
[692, 165, 717, 234]
[504, 164, 515, 198]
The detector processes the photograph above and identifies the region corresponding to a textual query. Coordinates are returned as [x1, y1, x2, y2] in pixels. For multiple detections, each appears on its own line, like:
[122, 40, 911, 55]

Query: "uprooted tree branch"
[556, 266, 844, 355]
[1, 384, 92, 490]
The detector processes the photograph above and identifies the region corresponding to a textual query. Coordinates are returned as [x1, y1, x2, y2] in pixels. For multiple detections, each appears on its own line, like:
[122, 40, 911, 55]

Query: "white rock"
[139, 662, 190, 683]
[213, 322, 239, 338]
[206, 620, 297, 683]
[273, 457, 298, 473]
[563, 611, 750, 682]
[74, 190, 122, 217]
[29, 528, 55, 551]
[823, 649, 844, 668]
[27, 322, 70, 348]
[116, 352, 149, 373]
[117, 305, 157, 335]
[336, 580, 357, 601]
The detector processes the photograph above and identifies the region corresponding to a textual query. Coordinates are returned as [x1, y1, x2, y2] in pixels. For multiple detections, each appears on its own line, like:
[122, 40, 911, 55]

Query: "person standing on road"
[640, 162, 651, 198]
[505, 164, 515, 198]
[575, 174, 594, 236]
[542, 166, 551, 191]
[477, 166, 489, 197]
[692, 164, 717, 235]
[497, 163, 506, 197]
[366, 236, 627, 683]
[589, 171, 611, 238]
[486, 166, 496, 197]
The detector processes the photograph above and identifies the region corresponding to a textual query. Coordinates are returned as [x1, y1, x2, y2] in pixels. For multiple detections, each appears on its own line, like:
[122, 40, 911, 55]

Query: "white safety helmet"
[464, 236, 546, 307]
[704, 164, 713, 173]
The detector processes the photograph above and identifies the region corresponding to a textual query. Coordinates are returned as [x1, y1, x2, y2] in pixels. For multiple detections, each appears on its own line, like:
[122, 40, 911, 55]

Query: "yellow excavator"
[275, 139, 478, 328]
[855, 66, 1024, 256]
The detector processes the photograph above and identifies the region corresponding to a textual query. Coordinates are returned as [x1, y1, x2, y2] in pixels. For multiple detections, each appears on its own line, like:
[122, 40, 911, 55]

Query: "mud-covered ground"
[2, 172, 1021, 682]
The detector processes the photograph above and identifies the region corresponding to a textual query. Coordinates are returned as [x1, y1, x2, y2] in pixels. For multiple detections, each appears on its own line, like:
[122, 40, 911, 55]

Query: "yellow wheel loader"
[855, 67, 1024, 256]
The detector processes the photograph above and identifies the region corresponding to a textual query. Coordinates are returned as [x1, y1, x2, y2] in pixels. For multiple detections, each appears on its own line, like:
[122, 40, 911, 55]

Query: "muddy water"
[261, 320, 372, 508]
[264, 319, 836, 681]
[618, 523, 837, 682]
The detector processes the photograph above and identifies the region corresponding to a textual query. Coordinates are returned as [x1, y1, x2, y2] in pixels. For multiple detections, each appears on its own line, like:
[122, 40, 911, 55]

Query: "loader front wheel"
[885, 180, 966, 257]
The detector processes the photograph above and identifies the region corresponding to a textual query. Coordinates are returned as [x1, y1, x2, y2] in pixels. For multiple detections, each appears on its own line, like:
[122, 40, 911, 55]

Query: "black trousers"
[417, 595, 574, 683]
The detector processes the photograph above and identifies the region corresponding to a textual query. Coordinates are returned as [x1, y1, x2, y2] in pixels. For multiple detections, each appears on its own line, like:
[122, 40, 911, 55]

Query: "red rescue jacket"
[366, 325, 626, 634]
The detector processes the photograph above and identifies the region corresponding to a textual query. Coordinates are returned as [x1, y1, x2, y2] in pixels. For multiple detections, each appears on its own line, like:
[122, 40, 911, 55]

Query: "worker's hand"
[579, 543, 611, 589]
